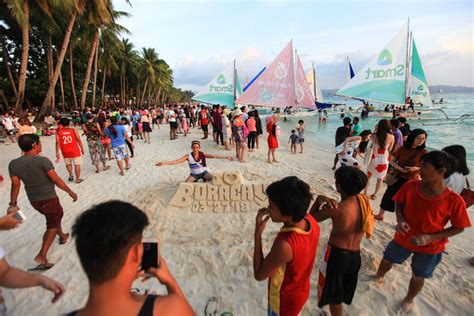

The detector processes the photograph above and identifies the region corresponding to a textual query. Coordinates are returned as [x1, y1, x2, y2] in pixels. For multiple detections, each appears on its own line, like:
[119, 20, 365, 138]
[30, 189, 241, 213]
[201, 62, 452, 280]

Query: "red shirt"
[268, 215, 320, 315]
[58, 128, 81, 158]
[199, 110, 209, 126]
[393, 180, 471, 254]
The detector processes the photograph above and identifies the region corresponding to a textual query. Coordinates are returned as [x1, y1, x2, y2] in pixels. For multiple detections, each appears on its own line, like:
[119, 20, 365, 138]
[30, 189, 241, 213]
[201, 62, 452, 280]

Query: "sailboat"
[235, 40, 316, 114]
[336, 20, 436, 118]
[192, 60, 242, 108]
[306, 64, 332, 110]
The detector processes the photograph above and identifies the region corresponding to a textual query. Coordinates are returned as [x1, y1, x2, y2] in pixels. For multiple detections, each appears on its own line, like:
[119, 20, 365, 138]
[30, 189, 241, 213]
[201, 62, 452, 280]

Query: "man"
[56, 117, 85, 183]
[311, 166, 373, 316]
[1, 112, 16, 143]
[374, 151, 470, 313]
[198, 105, 210, 139]
[9, 134, 77, 269]
[332, 117, 352, 170]
[351, 117, 362, 136]
[68, 201, 194, 316]
[168, 105, 177, 140]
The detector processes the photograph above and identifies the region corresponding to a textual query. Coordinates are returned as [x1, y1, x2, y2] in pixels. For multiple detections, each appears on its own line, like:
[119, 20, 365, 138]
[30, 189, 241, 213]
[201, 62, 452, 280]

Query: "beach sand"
[0, 124, 473, 315]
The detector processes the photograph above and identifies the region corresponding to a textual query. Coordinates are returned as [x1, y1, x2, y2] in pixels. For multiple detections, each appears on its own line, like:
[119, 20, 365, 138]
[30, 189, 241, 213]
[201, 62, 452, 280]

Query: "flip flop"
[59, 233, 70, 245]
[125, 165, 131, 170]
[68, 175, 74, 182]
[28, 263, 54, 271]
[75, 179, 84, 184]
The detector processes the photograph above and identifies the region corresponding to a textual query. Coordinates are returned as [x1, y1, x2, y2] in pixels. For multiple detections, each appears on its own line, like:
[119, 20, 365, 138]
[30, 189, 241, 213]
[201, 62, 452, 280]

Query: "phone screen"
[141, 241, 159, 271]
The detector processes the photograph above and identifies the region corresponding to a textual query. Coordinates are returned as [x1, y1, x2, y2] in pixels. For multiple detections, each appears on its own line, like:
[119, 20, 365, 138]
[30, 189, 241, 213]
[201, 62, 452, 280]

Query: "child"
[289, 130, 299, 154]
[297, 120, 305, 153]
[55, 117, 85, 183]
[311, 166, 373, 316]
[374, 151, 470, 313]
[254, 176, 320, 316]
[181, 113, 188, 137]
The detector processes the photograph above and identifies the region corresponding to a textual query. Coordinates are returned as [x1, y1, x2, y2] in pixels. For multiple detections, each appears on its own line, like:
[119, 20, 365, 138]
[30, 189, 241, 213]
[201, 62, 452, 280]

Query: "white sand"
[0, 123, 473, 315]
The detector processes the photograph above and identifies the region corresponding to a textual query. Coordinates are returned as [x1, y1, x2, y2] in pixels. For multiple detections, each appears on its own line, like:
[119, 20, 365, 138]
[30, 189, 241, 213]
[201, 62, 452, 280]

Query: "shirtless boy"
[310, 166, 373, 316]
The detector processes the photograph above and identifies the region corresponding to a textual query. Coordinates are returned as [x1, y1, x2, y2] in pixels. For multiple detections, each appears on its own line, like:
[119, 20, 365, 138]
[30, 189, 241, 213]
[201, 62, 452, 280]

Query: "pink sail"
[295, 53, 316, 109]
[235, 41, 295, 108]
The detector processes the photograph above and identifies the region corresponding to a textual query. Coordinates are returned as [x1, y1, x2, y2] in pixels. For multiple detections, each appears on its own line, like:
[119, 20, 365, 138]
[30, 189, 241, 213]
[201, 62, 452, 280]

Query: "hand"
[55, 158, 60, 163]
[143, 256, 175, 286]
[226, 156, 233, 161]
[399, 167, 408, 173]
[405, 166, 419, 172]
[0, 212, 22, 230]
[69, 191, 78, 202]
[395, 220, 410, 235]
[411, 234, 433, 247]
[155, 162, 163, 166]
[39, 275, 65, 303]
[255, 208, 271, 236]
[7, 205, 19, 214]
[317, 195, 338, 209]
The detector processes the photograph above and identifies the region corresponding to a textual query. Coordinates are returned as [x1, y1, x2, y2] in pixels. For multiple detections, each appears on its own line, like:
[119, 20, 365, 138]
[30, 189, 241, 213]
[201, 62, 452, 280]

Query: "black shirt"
[335, 126, 351, 146]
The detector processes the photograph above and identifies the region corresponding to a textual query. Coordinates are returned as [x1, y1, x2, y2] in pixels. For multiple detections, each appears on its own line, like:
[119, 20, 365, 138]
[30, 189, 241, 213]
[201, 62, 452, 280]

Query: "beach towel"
[356, 194, 374, 239]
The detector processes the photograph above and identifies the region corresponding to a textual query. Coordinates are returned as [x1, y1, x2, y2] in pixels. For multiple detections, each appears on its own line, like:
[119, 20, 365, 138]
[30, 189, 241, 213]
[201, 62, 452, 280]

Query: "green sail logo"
[417, 84, 424, 91]
[216, 74, 226, 84]
[377, 49, 393, 66]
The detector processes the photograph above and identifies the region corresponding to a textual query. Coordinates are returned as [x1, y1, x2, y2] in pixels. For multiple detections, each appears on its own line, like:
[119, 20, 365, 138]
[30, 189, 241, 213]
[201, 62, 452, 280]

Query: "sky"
[113, 0, 474, 92]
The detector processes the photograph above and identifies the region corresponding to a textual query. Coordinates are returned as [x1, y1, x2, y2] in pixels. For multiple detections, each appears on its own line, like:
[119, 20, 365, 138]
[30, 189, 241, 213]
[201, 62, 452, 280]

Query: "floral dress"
[367, 141, 389, 179]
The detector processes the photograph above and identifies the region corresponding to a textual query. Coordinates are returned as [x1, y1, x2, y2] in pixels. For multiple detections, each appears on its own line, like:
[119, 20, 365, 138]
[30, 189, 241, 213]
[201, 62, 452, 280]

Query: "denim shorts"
[383, 240, 442, 278]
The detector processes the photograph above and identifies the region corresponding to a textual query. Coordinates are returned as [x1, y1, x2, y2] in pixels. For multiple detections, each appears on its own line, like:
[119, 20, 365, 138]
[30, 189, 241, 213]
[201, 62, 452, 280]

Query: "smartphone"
[141, 240, 159, 272]
[13, 210, 26, 221]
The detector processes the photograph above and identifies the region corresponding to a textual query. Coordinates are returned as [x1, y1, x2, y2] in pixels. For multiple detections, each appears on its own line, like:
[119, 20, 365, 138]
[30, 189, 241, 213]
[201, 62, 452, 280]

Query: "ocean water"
[275, 92, 474, 169]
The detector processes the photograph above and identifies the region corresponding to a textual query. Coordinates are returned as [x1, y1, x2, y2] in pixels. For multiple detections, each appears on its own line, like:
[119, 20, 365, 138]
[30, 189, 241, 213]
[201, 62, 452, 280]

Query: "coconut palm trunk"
[140, 77, 148, 106]
[101, 63, 107, 107]
[14, 1, 29, 113]
[80, 30, 99, 110]
[69, 45, 78, 108]
[56, 50, 65, 112]
[47, 33, 55, 112]
[1, 36, 18, 101]
[35, 13, 76, 123]
[92, 37, 99, 108]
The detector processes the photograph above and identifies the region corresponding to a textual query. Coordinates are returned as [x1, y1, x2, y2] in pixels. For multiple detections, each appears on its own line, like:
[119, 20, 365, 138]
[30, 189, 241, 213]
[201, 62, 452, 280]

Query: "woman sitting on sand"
[155, 140, 233, 182]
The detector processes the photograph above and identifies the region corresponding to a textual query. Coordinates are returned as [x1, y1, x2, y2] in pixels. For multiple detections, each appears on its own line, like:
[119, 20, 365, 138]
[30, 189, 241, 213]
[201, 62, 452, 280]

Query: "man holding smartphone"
[68, 201, 194, 316]
[8, 134, 77, 270]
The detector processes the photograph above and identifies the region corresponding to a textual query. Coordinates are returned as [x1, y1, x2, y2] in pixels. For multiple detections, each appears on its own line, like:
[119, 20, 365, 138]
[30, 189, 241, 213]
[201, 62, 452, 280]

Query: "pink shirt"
[246, 117, 257, 132]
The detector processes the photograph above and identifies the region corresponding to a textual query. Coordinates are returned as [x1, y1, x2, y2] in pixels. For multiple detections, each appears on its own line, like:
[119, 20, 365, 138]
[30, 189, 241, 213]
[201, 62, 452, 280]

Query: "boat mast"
[294, 47, 298, 110]
[404, 17, 410, 105]
[233, 59, 237, 109]
[312, 63, 317, 102]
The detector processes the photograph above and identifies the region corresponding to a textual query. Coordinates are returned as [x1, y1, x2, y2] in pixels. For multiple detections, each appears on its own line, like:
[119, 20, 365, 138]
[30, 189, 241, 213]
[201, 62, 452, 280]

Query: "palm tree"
[117, 38, 138, 106]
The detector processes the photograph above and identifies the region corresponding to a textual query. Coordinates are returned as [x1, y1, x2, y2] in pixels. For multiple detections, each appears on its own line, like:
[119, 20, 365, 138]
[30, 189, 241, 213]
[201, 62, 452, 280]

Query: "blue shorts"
[383, 240, 442, 278]
[190, 170, 210, 181]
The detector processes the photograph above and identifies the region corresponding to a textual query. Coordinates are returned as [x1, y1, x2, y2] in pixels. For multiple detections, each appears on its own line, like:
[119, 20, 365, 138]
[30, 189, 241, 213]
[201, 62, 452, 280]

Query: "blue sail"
[349, 61, 355, 79]
[243, 66, 266, 92]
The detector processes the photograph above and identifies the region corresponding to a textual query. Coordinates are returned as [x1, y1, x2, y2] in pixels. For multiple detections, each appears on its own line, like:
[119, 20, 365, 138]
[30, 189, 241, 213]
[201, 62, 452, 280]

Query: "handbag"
[461, 179, 474, 208]
[384, 173, 399, 186]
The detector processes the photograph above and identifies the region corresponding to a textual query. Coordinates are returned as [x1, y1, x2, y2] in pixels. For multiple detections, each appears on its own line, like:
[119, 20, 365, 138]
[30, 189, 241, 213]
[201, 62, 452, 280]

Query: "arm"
[394, 202, 410, 234]
[389, 154, 406, 173]
[9, 176, 21, 208]
[0, 258, 64, 303]
[55, 133, 61, 160]
[47, 169, 77, 201]
[96, 123, 103, 135]
[74, 129, 85, 155]
[253, 208, 292, 281]
[156, 155, 188, 166]
[309, 195, 338, 221]
[387, 135, 395, 153]
[123, 128, 134, 147]
[205, 153, 233, 161]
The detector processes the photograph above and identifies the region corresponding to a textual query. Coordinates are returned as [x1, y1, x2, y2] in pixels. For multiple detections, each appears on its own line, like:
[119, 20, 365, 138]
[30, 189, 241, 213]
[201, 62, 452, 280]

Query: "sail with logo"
[409, 39, 432, 106]
[235, 40, 315, 109]
[192, 63, 242, 107]
[336, 24, 409, 105]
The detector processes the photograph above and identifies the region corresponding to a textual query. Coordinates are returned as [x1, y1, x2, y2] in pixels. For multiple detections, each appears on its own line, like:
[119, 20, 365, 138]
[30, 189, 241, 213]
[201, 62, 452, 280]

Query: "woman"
[266, 113, 281, 163]
[97, 112, 113, 160]
[365, 119, 394, 199]
[336, 130, 372, 169]
[16, 117, 37, 139]
[232, 109, 248, 163]
[221, 108, 232, 150]
[375, 129, 427, 220]
[82, 113, 110, 173]
[120, 117, 135, 158]
[155, 140, 233, 182]
[140, 112, 152, 144]
[246, 111, 257, 152]
[105, 116, 134, 176]
[254, 110, 263, 149]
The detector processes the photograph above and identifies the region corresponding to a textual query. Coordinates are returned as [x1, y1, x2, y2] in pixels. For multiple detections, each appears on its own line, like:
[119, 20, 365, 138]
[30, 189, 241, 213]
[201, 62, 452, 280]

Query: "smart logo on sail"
[209, 74, 234, 93]
[365, 49, 405, 80]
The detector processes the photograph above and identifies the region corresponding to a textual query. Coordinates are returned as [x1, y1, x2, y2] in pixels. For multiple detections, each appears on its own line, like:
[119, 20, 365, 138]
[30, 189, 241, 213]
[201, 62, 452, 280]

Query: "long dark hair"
[443, 145, 470, 175]
[375, 119, 391, 148]
[403, 128, 427, 150]
[108, 116, 118, 138]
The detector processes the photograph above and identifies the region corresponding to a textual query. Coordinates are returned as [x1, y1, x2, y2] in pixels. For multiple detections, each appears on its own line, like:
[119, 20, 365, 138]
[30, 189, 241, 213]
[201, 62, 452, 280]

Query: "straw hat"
[232, 108, 243, 117]
[222, 108, 230, 116]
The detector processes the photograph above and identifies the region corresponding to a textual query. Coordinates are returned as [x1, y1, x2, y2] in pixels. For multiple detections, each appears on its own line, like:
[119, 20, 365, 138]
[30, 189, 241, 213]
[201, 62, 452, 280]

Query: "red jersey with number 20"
[58, 128, 81, 158]
[199, 110, 209, 126]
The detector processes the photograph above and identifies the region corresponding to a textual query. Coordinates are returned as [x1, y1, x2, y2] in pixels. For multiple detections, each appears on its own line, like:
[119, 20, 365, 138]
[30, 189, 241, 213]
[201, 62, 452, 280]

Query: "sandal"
[125, 165, 131, 170]
[59, 233, 70, 244]
[68, 175, 74, 182]
[75, 179, 84, 184]
[28, 263, 54, 272]
[374, 214, 384, 221]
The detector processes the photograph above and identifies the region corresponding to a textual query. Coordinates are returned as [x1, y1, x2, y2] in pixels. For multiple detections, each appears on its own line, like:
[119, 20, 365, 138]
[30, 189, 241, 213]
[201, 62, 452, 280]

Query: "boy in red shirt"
[375, 151, 471, 313]
[56, 117, 85, 183]
[254, 176, 320, 316]
[198, 105, 209, 139]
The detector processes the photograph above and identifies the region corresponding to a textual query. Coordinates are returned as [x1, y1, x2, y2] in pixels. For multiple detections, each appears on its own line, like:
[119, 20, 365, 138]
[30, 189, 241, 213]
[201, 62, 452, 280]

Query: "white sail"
[337, 24, 409, 104]
[306, 66, 324, 102]
[410, 39, 432, 107]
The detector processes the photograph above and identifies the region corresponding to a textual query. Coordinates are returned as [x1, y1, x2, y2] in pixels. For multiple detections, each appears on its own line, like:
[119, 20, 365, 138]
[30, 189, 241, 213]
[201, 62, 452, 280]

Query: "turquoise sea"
[275, 92, 474, 169]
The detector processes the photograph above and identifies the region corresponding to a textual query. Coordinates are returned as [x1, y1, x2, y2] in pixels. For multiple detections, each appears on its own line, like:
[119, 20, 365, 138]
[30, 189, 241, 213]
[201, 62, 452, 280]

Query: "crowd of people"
[0, 104, 472, 316]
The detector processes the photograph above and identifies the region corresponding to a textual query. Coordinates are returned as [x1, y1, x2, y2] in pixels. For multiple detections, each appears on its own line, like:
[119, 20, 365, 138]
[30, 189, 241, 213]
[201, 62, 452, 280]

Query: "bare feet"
[267, 159, 273, 164]
[120, 171, 125, 176]
[374, 214, 384, 221]
[34, 254, 50, 266]
[370, 194, 378, 200]
[401, 297, 414, 313]
[59, 233, 70, 245]
[239, 160, 247, 163]
[125, 164, 131, 170]
[273, 160, 280, 163]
